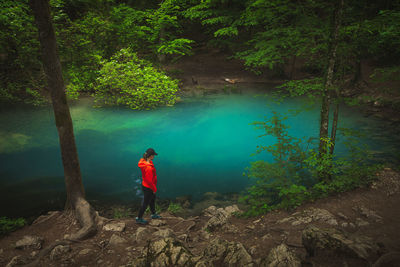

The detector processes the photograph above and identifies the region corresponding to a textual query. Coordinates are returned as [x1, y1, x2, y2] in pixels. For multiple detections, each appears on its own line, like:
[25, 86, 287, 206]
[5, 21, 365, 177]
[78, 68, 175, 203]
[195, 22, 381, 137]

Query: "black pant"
[137, 185, 156, 218]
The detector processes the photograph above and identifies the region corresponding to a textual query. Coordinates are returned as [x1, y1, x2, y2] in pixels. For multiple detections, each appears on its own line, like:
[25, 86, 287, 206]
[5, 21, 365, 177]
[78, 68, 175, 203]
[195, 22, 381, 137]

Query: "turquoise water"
[0, 91, 399, 217]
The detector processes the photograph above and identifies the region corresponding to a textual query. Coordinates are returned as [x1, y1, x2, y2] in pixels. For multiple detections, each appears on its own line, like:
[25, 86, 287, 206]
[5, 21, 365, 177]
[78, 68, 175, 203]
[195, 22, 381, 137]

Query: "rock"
[146, 238, 194, 266]
[201, 237, 253, 266]
[224, 205, 240, 215]
[337, 212, 349, 220]
[249, 246, 257, 255]
[153, 228, 175, 238]
[203, 205, 241, 231]
[356, 218, 370, 227]
[78, 248, 93, 256]
[98, 240, 108, 248]
[50, 245, 71, 260]
[222, 223, 240, 233]
[260, 244, 301, 267]
[262, 234, 272, 241]
[172, 219, 196, 233]
[203, 205, 218, 216]
[356, 206, 383, 222]
[199, 230, 210, 240]
[302, 225, 379, 260]
[109, 234, 127, 245]
[6, 255, 26, 267]
[15, 235, 44, 250]
[135, 227, 153, 242]
[278, 208, 337, 226]
[128, 257, 147, 267]
[149, 219, 166, 227]
[103, 222, 126, 232]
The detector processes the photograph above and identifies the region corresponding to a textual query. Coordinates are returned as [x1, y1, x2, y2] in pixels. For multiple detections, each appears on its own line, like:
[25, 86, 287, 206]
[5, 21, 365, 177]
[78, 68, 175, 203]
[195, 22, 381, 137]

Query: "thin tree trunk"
[30, 0, 96, 241]
[319, 0, 344, 155]
[290, 55, 297, 79]
[330, 101, 339, 155]
[157, 26, 166, 64]
[318, 0, 344, 180]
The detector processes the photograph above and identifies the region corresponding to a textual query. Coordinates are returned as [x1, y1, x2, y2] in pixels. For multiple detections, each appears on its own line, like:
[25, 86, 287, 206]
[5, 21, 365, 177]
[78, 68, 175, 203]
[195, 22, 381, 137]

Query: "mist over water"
[0, 91, 399, 217]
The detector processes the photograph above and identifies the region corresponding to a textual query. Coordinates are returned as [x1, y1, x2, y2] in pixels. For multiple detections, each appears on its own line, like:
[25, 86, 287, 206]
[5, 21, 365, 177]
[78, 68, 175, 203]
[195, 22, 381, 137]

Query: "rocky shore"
[1, 168, 400, 266]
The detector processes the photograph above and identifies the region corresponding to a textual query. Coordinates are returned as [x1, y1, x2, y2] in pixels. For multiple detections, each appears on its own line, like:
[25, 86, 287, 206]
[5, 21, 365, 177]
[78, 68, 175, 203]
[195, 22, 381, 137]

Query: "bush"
[93, 48, 179, 109]
[0, 217, 26, 236]
[167, 202, 183, 214]
[240, 112, 381, 216]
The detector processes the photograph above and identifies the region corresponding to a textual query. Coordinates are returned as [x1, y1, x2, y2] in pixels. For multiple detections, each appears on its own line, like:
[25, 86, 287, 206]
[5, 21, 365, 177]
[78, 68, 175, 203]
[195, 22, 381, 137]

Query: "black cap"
[146, 148, 158, 156]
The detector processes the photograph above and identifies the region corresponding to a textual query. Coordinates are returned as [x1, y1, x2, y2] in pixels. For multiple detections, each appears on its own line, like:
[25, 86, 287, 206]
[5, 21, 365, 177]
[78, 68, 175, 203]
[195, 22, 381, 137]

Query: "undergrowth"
[240, 111, 383, 217]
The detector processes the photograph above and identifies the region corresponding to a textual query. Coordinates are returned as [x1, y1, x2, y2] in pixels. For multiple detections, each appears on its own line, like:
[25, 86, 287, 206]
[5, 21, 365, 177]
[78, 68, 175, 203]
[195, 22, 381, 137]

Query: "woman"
[136, 148, 162, 224]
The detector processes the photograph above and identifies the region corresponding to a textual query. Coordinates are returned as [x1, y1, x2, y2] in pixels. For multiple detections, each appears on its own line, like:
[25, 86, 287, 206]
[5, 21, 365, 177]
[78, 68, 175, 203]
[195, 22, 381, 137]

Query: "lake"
[0, 89, 399, 217]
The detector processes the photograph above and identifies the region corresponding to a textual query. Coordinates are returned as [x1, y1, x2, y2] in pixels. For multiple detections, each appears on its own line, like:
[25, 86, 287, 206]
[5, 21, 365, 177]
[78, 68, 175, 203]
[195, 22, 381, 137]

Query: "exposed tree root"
[23, 198, 98, 266]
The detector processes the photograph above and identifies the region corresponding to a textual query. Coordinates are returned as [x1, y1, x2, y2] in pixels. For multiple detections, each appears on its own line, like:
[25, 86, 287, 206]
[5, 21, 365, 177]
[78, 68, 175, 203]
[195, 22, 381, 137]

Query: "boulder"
[153, 228, 175, 238]
[201, 237, 253, 266]
[260, 244, 301, 267]
[135, 227, 153, 242]
[103, 221, 126, 232]
[356, 206, 383, 223]
[15, 235, 44, 250]
[302, 225, 379, 260]
[149, 219, 166, 227]
[355, 218, 370, 227]
[78, 248, 93, 256]
[135, 237, 194, 267]
[109, 234, 127, 246]
[203, 205, 241, 231]
[278, 208, 337, 226]
[50, 244, 71, 260]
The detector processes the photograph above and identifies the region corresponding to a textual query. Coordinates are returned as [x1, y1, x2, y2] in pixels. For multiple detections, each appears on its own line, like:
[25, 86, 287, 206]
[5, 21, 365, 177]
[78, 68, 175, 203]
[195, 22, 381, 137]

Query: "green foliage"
[241, 112, 381, 216]
[0, 217, 26, 236]
[240, 112, 310, 216]
[113, 207, 132, 219]
[167, 202, 183, 214]
[93, 48, 179, 109]
[0, 0, 46, 104]
[277, 78, 324, 98]
[157, 38, 194, 56]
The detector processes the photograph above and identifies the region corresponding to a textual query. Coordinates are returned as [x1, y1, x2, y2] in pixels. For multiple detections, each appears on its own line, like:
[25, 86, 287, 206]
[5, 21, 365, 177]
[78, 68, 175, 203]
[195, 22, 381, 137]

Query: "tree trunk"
[290, 55, 297, 80]
[30, 0, 96, 240]
[157, 26, 167, 64]
[352, 54, 362, 85]
[318, 0, 344, 180]
[330, 101, 340, 155]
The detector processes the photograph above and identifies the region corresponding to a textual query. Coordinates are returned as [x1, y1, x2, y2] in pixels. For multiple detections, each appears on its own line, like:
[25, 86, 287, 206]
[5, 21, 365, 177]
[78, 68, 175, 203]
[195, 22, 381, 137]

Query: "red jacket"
[138, 158, 157, 193]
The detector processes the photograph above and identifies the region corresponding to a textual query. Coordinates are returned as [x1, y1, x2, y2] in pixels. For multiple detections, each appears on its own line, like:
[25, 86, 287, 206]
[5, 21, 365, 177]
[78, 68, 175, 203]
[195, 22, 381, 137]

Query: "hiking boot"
[135, 217, 148, 224]
[151, 214, 162, 219]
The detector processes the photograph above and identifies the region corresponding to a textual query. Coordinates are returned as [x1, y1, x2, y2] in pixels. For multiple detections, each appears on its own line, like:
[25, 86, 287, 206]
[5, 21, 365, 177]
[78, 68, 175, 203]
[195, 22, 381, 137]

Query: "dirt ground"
[0, 168, 399, 266]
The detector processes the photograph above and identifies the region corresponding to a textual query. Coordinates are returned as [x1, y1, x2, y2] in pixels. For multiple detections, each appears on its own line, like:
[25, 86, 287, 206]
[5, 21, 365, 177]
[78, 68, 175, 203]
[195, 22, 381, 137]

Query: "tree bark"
[30, 0, 96, 240]
[319, 0, 344, 156]
[318, 0, 344, 180]
[330, 101, 339, 155]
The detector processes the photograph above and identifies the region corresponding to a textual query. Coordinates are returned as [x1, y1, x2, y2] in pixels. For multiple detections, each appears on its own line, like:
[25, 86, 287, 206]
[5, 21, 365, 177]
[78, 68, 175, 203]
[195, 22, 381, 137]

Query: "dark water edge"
[1, 180, 240, 220]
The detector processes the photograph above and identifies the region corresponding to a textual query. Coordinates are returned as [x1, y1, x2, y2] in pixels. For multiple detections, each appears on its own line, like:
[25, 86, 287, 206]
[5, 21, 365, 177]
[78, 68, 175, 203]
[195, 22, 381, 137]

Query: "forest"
[1, 0, 400, 266]
[1, 0, 400, 252]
